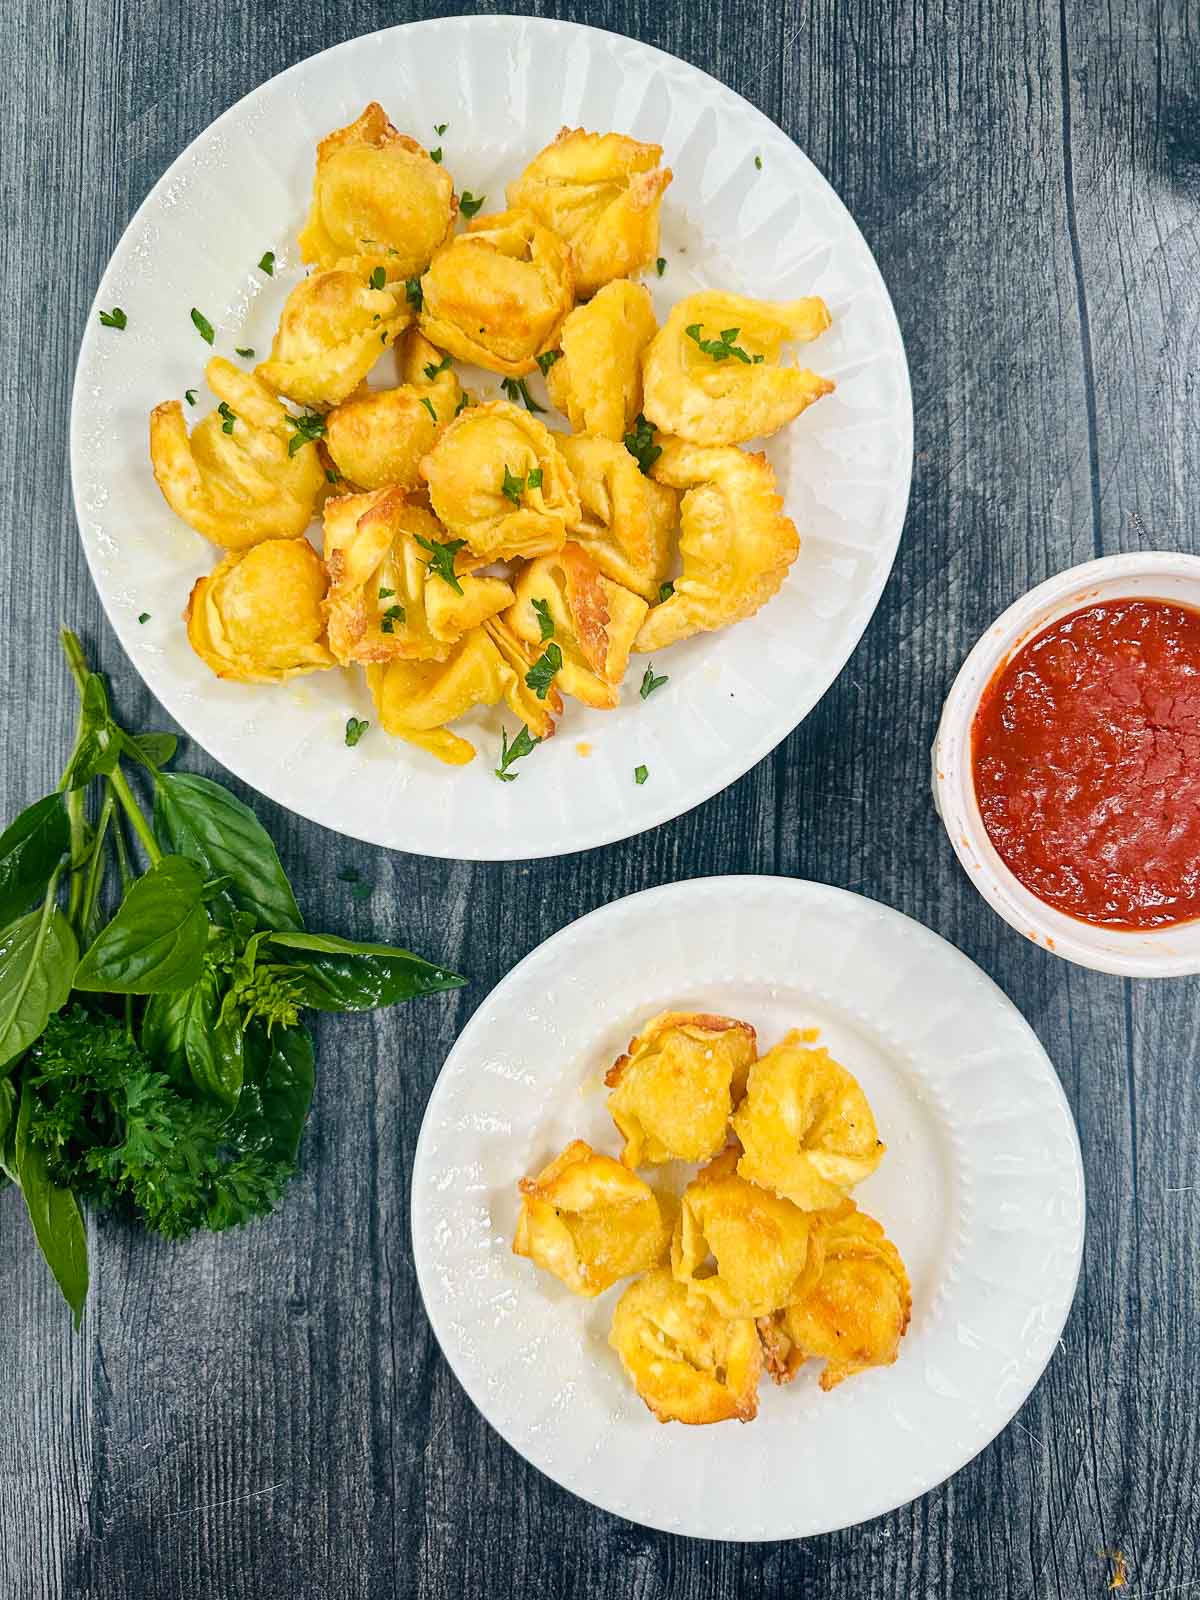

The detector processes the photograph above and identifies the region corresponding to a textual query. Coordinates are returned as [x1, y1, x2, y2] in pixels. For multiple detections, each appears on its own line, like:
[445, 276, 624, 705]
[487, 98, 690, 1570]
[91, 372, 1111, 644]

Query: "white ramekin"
[933, 551, 1200, 978]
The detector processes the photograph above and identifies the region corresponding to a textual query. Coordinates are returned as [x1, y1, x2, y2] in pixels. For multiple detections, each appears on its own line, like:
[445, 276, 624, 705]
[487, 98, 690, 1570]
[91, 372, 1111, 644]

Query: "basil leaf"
[15, 1076, 88, 1327]
[74, 855, 208, 995]
[153, 773, 303, 933]
[61, 675, 120, 791]
[119, 731, 178, 772]
[0, 1075, 16, 1180]
[142, 968, 245, 1108]
[0, 908, 78, 1075]
[233, 1021, 314, 1164]
[264, 931, 465, 1010]
[0, 795, 69, 925]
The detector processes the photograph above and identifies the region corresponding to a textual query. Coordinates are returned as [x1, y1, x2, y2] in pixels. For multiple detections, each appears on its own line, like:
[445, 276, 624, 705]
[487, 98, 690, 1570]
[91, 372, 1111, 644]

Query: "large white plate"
[411, 877, 1084, 1540]
[71, 16, 912, 860]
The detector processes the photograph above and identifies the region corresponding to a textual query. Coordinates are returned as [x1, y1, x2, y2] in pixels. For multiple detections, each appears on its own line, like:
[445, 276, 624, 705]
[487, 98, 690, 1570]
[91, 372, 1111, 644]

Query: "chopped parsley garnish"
[184, 389, 198, 406]
[419, 396, 438, 422]
[99, 307, 127, 330]
[258, 251, 275, 275]
[379, 604, 407, 634]
[434, 121, 448, 136]
[405, 277, 423, 311]
[535, 349, 562, 376]
[656, 257, 667, 276]
[415, 534, 467, 594]
[459, 190, 485, 218]
[525, 642, 562, 701]
[495, 723, 540, 782]
[455, 393, 472, 416]
[532, 598, 555, 641]
[235, 346, 254, 358]
[684, 323, 763, 364]
[217, 402, 237, 435]
[344, 717, 369, 747]
[325, 468, 342, 484]
[430, 147, 443, 164]
[423, 354, 452, 381]
[658, 581, 675, 603]
[501, 464, 526, 504]
[190, 308, 215, 344]
[754, 154, 763, 170]
[624, 413, 662, 474]
[369, 266, 386, 290]
[501, 376, 545, 413]
[527, 467, 543, 490]
[634, 764, 649, 785]
[378, 586, 395, 598]
[283, 411, 326, 455]
[640, 664, 668, 699]
[137, 612, 150, 624]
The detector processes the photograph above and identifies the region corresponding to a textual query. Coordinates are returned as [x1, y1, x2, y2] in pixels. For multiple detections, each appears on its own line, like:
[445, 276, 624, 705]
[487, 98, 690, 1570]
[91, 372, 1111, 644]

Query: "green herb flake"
[137, 612, 151, 625]
[405, 277, 423, 312]
[258, 251, 276, 275]
[458, 190, 485, 218]
[369, 266, 386, 290]
[184, 389, 198, 407]
[501, 376, 545, 413]
[423, 354, 452, 381]
[190, 308, 216, 345]
[415, 534, 467, 595]
[526, 466, 543, 490]
[378, 601, 407, 634]
[501, 464, 526, 504]
[434, 122, 448, 137]
[624, 413, 662, 474]
[532, 597, 555, 642]
[325, 468, 342, 485]
[378, 586, 395, 599]
[99, 307, 127, 330]
[235, 346, 254, 358]
[684, 322, 756, 365]
[639, 664, 668, 699]
[535, 349, 561, 376]
[655, 257, 667, 277]
[525, 642, 562, 701]
[634, 764, 649, 785]
[283, 411, 326, 456]
[430, 147, 443, 164]
[217, 401, 237, 435]
[658, 581, 675, 603]
[419, 396, 438, 422]
[454, 393, 472, 416]
[345, 716, 370, 747]
[494, 723, 541, 782]
[755, 153, 763, 170]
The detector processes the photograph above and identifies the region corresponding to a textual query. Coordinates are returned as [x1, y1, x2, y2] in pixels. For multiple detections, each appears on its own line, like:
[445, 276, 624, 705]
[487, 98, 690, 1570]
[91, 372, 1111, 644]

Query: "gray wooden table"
[3, 2, 1197, 1596]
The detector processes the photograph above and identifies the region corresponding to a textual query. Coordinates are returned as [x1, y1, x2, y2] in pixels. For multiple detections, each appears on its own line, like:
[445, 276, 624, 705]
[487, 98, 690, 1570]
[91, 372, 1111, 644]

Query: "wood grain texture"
[2, 0, 1198, 1595]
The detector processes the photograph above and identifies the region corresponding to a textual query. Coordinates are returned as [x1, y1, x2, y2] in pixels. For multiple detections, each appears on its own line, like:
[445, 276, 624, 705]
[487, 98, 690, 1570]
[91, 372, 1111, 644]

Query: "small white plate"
[411, 876, 1084, 1541]
[70, 15, 912, 860]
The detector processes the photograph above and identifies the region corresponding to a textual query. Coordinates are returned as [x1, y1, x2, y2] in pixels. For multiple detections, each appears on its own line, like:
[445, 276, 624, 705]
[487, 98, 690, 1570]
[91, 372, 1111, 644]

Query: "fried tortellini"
[419, 210, 574, 376]
[556, 434, 677, 602]
[671, 1147, 824, 1320]
[420, 399, 580, 561]
[150, 358, 325, 550]
[185, 537, 334, 683]
[256, 268, 410, 409]
[322, 487, 512, 665]
[605, 1011, 757, 1167]
[507, 546, 648, 709]
[513, 1139, 672, 1297]
[297, 102, 456, 277]
[642, 291, 835, 446]
[546, 280, 658, 439]
[507, 128, 672, 297]
[610, 1267, 761, 1425]
[324, 332, 462, 491]
[731, 1030, 885, 1210]
[635, 442, 799, 652]
[758, 1203, 912, 1390]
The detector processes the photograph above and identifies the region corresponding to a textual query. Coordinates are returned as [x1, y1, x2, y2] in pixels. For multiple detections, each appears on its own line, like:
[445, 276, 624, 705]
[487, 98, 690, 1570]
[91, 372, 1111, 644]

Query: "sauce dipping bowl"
[933, 551, 1200, 977]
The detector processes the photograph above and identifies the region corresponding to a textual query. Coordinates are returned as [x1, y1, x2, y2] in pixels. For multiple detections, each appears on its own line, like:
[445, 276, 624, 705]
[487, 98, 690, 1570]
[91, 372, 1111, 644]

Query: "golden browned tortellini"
[323, 332, 462, 491]
[256, 268, 410, 410]
[297, 102, 456, 277]
[419, 210, 573, 376]
[150, 358, 325, 550]
[507, 128, 672, 297]
[419, 399, 580, 561]
[546, 280, 657, 439]
[507, 545, 648, 709]
[323, 487, 511, 665]
[185, 538, 334, 684]
[556, 434, 677, 602]
[635, 442, 799, 652]
[758, 1203, 912, 1390]
[366, 616, 557, 766]
[671, 1147, 823, 1319]
[512, 1139, 673, 1297]
[731, 1030, 885, 1210]
[641, 292, 834, 446]
[605, 1011, 757, 1167]
[609, 1268, 761, 1425]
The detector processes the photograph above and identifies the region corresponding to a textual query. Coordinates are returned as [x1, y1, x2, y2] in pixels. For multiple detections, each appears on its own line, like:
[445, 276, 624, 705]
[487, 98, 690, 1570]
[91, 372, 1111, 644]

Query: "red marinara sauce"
[971, 598, 1200, 929]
